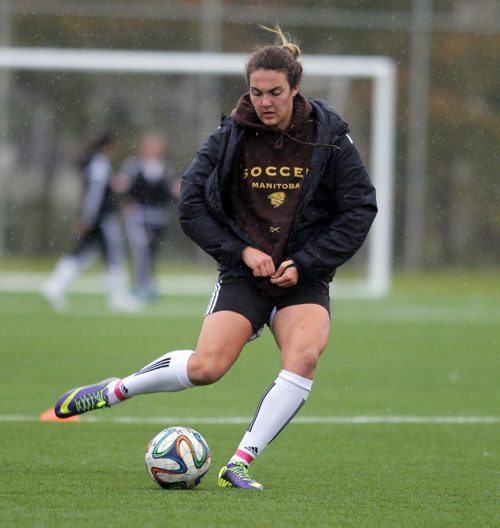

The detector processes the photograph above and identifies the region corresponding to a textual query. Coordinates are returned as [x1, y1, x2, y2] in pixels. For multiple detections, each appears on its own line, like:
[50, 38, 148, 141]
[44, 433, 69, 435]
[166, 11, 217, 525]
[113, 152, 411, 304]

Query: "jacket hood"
[231, 92, 313, 130]
[230, 93, 348, 150]
[308, 97, 350, 142]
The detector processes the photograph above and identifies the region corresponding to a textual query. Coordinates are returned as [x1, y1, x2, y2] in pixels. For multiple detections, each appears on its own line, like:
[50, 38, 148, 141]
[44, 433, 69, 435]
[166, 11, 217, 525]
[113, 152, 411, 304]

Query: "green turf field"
[0, 273, 499, 527]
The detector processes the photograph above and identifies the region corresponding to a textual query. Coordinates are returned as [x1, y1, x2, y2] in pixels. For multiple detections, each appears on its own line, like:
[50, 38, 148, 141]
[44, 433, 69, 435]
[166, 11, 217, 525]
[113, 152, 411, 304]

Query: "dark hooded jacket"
[178, 96, 377, 285]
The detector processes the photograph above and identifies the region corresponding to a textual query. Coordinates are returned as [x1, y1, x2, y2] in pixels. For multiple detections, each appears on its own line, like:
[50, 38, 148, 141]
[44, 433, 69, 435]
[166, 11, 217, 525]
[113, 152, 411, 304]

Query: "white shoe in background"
[108, 294, 143, 313]
[41, 284, 68, 312]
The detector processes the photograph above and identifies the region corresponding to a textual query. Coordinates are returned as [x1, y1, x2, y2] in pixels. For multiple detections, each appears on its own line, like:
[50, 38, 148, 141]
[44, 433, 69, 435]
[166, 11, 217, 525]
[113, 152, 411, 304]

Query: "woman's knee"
[189, 311, 251, 385]
[282, 346, 323, 379]
[187, 351, 231, 385]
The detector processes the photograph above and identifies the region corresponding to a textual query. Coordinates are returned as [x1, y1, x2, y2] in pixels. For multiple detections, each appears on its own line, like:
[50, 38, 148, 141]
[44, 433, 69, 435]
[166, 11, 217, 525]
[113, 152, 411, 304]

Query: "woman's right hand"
[241, 246, 276, 277]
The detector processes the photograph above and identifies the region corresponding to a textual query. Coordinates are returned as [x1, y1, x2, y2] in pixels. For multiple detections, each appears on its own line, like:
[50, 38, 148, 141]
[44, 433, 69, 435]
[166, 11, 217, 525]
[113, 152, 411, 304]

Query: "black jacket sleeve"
[290, 134, 378, 282]
[178, 128, 247, 267]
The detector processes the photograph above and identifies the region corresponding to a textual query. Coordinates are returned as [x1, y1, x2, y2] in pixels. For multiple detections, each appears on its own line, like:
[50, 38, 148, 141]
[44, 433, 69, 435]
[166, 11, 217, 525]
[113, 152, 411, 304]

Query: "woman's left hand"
[270, 260, 299, 288]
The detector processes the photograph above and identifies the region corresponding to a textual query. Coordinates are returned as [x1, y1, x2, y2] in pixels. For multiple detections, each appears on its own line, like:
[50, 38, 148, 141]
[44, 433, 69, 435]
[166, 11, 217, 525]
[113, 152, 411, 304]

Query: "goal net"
[0, 47, 395, 297]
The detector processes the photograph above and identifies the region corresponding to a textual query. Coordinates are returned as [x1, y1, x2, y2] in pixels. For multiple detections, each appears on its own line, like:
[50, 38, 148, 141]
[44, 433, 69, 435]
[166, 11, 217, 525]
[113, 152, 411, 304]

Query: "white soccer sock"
[230, 370, 313, 465]
[106, 350, 195, 405]
[107, 265, 131, 303]
[44, 256, 80, 297]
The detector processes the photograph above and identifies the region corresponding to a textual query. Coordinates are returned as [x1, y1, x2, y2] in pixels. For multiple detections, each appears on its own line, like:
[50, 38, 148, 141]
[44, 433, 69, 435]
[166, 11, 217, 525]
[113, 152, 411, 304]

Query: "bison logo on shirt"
[267, 192, 286, 208]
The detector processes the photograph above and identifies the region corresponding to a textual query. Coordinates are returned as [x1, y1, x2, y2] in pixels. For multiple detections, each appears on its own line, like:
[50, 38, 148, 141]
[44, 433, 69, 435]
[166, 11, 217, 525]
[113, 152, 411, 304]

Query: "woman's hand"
[241, 246, 276, 277]
[270, 259, 299, 288]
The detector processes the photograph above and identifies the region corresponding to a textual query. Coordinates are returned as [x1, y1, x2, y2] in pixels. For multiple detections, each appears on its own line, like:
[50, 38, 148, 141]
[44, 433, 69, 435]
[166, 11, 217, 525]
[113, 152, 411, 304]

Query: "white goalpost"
[0, 47, 396, 298]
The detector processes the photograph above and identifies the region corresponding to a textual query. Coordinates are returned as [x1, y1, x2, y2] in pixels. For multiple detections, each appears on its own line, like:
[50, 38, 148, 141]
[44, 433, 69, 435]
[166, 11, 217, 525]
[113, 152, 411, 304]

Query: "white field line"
[0, 271, 374, 299]
[0, 271, 217, 295]
[1, 414, 499, 425]
[2, 272, 499, 323]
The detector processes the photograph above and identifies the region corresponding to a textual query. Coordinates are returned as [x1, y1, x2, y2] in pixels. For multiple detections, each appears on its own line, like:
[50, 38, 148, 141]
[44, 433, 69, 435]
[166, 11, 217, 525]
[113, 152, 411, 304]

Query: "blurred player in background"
[116, 132, 179, 301]
[53, 27, 377, 489]
[42, 132, 139, 312]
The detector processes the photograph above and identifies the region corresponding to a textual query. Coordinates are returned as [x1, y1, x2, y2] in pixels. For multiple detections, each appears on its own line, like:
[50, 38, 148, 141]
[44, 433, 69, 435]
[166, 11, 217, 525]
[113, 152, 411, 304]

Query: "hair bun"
[259, 24, 302, 62]
[282, 42, 301, 62]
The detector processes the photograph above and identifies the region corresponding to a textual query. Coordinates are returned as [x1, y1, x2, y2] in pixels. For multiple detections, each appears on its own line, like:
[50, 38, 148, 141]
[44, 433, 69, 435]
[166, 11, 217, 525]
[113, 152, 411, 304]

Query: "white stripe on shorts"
[205, 281, 222, 316]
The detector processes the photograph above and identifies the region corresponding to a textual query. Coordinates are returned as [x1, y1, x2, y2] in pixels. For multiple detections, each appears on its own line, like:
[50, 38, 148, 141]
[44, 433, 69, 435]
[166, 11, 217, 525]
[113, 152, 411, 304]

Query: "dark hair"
[77, 131, 116, 170]
[245, 25, 303, 88]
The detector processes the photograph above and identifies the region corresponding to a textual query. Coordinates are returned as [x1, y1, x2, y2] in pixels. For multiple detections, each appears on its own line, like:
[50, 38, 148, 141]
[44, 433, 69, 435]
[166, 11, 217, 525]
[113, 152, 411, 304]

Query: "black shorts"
[205, 277, 331, 336]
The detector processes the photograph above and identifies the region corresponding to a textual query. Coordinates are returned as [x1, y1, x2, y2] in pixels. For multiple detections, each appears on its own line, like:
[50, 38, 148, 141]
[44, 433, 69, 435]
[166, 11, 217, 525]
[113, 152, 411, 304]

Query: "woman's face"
[249, 68, 298, 130]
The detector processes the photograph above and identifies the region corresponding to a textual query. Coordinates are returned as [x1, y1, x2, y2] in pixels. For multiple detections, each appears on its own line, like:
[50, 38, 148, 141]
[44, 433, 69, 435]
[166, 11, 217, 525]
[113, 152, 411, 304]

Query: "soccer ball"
[145, 426, 211, 490]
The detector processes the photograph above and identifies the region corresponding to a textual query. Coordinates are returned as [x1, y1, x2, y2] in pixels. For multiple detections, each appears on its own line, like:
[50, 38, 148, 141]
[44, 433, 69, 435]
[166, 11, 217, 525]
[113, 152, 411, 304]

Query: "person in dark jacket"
[53, 27, 377, 490]
[42, 132, 139, 312]
[117, 132, 178, 300]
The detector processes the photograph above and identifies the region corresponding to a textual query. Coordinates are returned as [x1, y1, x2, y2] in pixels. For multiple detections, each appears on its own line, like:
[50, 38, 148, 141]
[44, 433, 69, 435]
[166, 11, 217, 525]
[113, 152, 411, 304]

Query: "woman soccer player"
[54, 26, 377, 490]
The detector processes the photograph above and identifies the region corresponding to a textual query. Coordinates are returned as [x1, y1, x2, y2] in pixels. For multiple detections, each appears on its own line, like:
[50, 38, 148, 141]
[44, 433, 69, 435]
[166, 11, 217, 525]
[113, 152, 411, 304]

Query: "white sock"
[44, 256, 80, 297]
[230, 370, 313, 465]
[107, 265, 131, 303]
[106, 350, 195, 405]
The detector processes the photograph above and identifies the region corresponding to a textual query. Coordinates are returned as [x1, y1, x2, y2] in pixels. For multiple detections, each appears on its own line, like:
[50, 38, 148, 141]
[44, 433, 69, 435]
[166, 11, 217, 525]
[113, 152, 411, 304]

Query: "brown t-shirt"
[230, 94, 315, 272]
